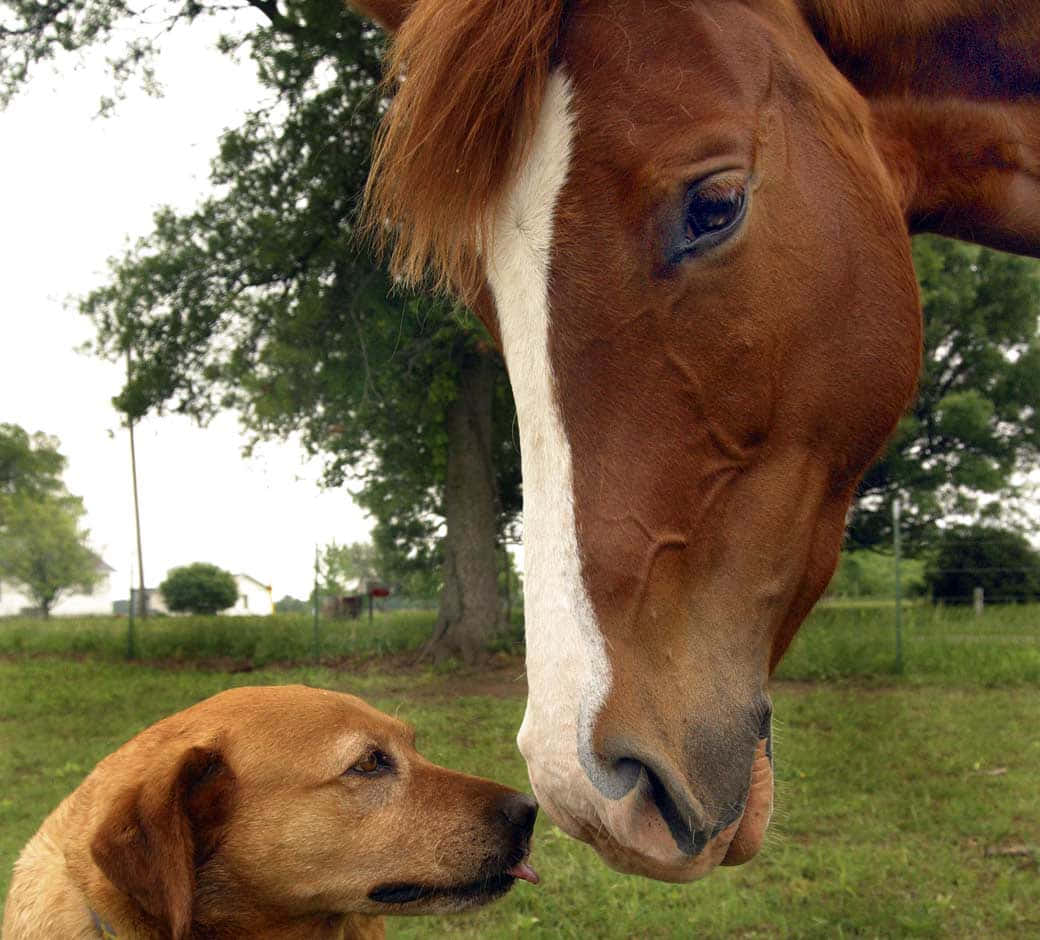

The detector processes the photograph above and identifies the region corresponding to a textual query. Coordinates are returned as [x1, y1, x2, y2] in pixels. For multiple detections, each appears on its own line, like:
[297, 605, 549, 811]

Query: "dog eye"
[349, 751, 391, 775]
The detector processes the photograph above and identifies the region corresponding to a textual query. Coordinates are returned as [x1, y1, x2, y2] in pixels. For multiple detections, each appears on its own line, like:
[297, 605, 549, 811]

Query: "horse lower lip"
[721, 736, 774, 866]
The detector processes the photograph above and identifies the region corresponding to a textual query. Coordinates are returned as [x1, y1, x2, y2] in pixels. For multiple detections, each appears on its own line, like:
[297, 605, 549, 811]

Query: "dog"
[2, 684, 539, 939]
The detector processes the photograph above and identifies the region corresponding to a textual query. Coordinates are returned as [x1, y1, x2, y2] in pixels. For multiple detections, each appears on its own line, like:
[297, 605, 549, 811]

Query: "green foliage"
[35, 0, 521, 594]
[0, 610, 438, 663]
[159, 562, 238, 615]
[852, 237, 1040, 550]
[0, 426, 102, 616]
[924, 526, 1040, 605]
[0, 492, 103, 617]
[318, 540, 380, 596]
[826, 550, 926, 599]
[2, 603, 1039, 686]
[0, 424, 66, 506]
[274, 594, 308, 613]
[777, 602, 1040, 685]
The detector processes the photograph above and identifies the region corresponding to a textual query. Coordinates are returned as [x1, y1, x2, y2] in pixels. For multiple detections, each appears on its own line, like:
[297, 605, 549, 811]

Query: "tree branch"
[243, 0, 303, 37]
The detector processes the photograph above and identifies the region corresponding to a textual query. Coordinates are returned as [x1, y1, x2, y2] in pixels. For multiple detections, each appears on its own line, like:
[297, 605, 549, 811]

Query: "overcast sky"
[1, 18, 373, 601]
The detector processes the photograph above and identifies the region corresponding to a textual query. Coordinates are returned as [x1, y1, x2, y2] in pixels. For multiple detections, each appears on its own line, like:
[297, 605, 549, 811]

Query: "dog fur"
[2, 684, 537, 939]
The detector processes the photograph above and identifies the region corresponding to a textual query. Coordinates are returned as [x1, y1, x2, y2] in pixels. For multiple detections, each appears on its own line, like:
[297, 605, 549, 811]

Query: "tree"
[850, 237, 1040, 552]
[0, 492, 103, 617]
[319, 541, 380, 595]
[160, 563, 239, 615]
[1, 0, 521, 662]
[274, 594, 308, 613]
[0, 424, 66, 510]
[825, 550, 926, 599]
[924, 526, 1040, 604]
[0, 426, 103, 617]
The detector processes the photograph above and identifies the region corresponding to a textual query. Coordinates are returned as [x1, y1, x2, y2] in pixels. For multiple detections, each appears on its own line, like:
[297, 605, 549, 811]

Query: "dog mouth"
[368, 854, 539, 908]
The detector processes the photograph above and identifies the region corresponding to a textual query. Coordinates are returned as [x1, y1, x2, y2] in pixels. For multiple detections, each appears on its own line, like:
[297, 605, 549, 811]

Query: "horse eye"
[679, 177, 748, 256]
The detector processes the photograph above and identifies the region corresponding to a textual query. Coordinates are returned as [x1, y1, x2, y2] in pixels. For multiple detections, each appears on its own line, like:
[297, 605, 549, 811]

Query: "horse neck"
[797, 0, 1040, 101]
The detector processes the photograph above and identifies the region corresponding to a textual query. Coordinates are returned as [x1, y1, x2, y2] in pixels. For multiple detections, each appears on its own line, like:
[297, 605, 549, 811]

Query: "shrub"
[160, 563, 239, 615]
[924, 525, 1040, 604]
[826, 549, 926, 598]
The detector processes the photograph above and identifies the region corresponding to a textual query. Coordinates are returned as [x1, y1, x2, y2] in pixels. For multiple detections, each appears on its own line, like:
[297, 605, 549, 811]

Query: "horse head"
[352, 0, 1040, 881]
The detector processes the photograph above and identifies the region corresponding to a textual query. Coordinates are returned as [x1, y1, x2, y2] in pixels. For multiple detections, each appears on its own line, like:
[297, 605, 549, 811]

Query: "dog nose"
[498, 792, 538, 836]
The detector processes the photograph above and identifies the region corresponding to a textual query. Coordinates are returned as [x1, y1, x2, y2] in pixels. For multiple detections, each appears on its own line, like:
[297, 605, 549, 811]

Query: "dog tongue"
[506, 861, 540, 885]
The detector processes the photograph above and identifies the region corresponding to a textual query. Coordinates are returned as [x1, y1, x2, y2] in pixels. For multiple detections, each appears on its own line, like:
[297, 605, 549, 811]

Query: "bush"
[924, 525, 1040, 604]
[160, 563, 239, 615]
[826, 549, 926, 598]
[274, 595, 308, 614]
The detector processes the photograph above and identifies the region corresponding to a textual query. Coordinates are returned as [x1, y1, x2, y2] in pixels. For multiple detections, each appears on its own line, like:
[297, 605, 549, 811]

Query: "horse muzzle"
[518, 703, 774, 882]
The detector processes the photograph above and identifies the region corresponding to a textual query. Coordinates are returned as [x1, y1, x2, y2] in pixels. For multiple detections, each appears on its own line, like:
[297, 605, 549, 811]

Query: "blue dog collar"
[90, 908, 118, 938]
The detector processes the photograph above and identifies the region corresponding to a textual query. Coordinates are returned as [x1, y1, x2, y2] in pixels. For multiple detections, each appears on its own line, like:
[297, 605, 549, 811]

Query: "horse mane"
[364, 0, 567, 299]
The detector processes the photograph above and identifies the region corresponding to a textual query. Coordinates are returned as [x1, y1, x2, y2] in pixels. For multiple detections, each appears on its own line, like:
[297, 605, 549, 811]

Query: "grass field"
[2, 652, 1039, 938]
[1, 602, 1037, 684]
[0, 609, 440, 664]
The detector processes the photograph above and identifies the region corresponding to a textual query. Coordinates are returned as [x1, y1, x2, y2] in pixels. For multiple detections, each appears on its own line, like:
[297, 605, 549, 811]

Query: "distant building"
[0, 555, 116, 617]
[322, 578, 390, 620]
[227, 574, 274, 616]
[115, 587, 170, 616]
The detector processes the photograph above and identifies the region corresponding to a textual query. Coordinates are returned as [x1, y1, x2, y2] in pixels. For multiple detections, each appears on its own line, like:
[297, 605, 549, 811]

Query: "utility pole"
[893, 497, 903, 674]
[127, 348, 147, 620]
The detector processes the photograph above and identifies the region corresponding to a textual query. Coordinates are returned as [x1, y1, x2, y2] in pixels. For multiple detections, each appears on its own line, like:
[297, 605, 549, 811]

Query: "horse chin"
[722, 737, 775, 867]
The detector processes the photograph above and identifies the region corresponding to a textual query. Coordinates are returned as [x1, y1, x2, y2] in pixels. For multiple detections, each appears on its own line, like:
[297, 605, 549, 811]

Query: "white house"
[227, 573, 274, 616]
[0, 556, 117, 617]
[124, 587, 170, 616]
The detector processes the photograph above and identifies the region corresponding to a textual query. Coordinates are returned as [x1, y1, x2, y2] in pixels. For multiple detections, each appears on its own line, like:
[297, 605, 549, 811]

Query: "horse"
[347, 0, 1040, 882]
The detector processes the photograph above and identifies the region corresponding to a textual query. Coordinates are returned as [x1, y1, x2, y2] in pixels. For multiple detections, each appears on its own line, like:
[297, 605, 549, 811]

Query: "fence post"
[893, 497, 903, 675]
[973, 586, 984, 616]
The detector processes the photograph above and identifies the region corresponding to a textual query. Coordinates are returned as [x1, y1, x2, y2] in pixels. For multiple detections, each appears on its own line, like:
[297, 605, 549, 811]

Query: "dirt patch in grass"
[0, 651, 923, 701]
[383, 662, 529, 701]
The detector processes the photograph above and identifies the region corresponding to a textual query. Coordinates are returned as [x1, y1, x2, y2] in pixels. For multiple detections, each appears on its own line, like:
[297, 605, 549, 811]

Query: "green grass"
[0, 610, 438, 664]
[778, 603, 1040, 684]
[2, 659, 1038, 938]
[3, 602, 1037, 685]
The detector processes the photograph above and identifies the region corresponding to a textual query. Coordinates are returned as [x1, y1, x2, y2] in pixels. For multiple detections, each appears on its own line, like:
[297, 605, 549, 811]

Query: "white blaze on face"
[484, 70, 613, 817]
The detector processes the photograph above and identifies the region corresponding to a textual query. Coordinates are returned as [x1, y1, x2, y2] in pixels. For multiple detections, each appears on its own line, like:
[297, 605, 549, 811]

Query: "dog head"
[88, 685, 537, 938]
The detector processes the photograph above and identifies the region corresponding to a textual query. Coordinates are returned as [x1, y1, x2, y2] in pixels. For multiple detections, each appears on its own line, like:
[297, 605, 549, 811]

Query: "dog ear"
[348, 0, 414, 33]
[90, 746, 236, 940]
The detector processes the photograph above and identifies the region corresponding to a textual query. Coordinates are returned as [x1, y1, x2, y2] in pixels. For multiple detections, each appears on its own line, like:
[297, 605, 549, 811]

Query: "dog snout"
[497, 791, 537, 837]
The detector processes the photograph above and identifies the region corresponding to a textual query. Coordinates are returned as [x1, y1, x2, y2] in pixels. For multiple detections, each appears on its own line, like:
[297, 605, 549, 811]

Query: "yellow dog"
[2, 685, 538, 939]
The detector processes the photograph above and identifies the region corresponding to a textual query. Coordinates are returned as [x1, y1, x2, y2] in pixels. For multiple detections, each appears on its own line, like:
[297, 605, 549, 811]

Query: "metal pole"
[126, 555, 136, 660]
[893, 497, 903, 674]
[127, 349, 147, 620]
[312, 545, 320, 663]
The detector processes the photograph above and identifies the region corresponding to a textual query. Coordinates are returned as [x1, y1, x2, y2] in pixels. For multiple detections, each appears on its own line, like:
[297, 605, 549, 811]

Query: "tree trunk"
[425, 351, 502, 664]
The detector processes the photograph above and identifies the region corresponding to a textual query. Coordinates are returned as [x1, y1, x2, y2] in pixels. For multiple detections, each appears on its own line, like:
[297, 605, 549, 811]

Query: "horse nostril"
[598, 750, 712, 857]
[498, 792, 538, 835]
[640, 762, 715, 857]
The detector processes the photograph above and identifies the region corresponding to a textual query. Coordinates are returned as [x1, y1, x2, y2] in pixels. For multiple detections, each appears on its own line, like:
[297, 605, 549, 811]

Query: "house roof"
[88, 551, 115, 574]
